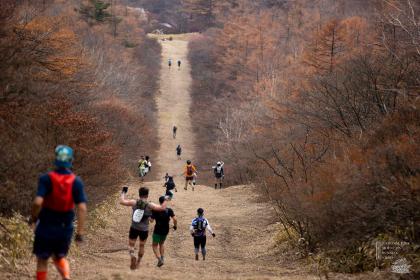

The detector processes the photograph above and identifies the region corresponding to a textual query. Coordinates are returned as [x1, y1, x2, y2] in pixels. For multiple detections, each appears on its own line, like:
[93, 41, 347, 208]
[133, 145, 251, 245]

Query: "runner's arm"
[30, 174, 51, 224]
[30, 196, 43, 224]
[73, 177, 88, 237]
[206, 219, 214, 235]
[172, 215, 177, 229]
[189, 223, 194, 234]
[148, 201, 167, 211]
[120, 192, 136, 206]
[76, 203, 87, 236]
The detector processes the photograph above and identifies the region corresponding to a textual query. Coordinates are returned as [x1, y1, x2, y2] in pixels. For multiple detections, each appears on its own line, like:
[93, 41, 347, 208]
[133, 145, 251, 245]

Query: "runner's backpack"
[166, 181, 175, 190]
[215, 166, 223, 174]
[132, 200, 148, 224]
[187, 165, 193, 176]
[138, 160, 146, 169]
[193, 217, 206, 235]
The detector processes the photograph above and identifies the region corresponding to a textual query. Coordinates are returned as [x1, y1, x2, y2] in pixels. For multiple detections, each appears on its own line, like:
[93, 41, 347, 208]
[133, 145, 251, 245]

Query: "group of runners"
[137, 155, 152, 182]
[30, 122, 226, 279]
[127, 152, 221, 269]
[168, 58, 181, 69]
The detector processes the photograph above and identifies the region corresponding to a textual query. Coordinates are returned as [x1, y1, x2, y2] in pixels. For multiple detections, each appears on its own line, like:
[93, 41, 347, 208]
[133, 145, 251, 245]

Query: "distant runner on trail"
[172, 125, 177, 139]
[168, 58, 172, 68]
[190, 208, 215, 261]
[145, 156, 152, 175]
[213, 161, 224, 189]
[184, 160, 197, 191]
[177, 60, 181, 69]
[30, 145, 87, 280]
[164, 173, 170, 183]
[163, 176, 177, 200]
[176, 145, 182, 160]
[138, 156, 148, 182]
[151, 196, 177, 267]
[120, 186, 167, 270]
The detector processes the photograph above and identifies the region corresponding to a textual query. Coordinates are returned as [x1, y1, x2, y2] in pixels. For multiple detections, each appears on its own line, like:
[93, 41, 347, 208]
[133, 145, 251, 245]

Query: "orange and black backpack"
[186, 165, 193, 176]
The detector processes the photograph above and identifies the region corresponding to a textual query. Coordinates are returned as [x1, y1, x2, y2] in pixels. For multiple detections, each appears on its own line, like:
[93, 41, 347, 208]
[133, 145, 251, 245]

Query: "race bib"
[132, 209, 145, 223]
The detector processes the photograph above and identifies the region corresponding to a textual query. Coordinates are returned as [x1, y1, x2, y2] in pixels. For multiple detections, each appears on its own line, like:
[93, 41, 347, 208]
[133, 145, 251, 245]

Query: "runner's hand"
[212, 233, 216, 238]
[75, 234, 84, 243]
[173, 225, 177, 231]
[122, 186, 128, 193]
[28, 217, 36, 232]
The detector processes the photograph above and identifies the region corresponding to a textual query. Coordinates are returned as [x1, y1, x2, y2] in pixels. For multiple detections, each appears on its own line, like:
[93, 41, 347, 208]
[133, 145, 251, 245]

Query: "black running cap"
[197, 208, 204, 215]
[159, 196, 168, 204]
[187, 160, 191, 164]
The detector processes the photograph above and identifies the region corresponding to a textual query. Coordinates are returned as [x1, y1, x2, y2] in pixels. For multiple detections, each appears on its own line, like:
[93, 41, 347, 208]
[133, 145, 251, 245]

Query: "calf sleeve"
[36, 271, 47, 280]
[53, 258, 70, 279]
[202, 247, 207, 256]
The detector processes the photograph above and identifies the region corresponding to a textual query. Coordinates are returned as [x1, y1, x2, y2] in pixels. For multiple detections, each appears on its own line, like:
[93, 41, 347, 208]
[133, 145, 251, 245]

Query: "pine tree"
[79, 0, 111, 24]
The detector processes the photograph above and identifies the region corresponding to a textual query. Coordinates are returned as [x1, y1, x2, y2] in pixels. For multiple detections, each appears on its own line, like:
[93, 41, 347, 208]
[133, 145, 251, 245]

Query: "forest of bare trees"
[188, 0, 419, 273]
[0, 0, 418, 277]
[0, 0, 160, 214]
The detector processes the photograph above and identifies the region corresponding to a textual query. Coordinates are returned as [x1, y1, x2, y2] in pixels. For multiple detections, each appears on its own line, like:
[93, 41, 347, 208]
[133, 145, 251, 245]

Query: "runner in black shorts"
[213, 161, 224, 189]
[184, 160, 197, 191]
[120, 186, 168, 270]
[190, 208, 215, 261]
[163, 176, 177, 200]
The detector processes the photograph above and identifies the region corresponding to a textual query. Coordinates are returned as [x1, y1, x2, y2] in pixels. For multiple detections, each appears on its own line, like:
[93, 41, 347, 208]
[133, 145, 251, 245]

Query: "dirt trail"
[14, 35, 326, 280]
[68, 35, 320, 280]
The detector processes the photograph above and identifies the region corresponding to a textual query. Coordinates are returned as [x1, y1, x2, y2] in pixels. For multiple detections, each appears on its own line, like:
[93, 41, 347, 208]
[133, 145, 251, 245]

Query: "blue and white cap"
[54, 145, 74, 168]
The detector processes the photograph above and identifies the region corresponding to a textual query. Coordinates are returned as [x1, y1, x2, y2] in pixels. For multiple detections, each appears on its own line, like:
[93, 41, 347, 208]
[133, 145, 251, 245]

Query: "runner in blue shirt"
[30, 145, 87, 280]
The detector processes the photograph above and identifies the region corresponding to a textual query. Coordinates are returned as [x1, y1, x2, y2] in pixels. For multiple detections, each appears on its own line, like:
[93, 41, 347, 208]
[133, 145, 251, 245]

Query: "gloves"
[75, 234, 84, 242]
[173, 225, 177, 231]
[212, 233, 216, 238]
[28, 216, 37, 226]
[122, 186, 128, 193]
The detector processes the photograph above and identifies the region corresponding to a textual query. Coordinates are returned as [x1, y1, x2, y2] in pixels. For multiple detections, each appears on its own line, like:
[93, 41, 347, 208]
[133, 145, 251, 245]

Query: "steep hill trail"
[13, 35, 375, 280]
[69, 34, 320, 280]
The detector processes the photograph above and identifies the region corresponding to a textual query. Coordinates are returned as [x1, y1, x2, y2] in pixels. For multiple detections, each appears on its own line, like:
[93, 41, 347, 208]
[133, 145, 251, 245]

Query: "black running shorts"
[129, 227, 148, 241]
[193, 235, 207, 249]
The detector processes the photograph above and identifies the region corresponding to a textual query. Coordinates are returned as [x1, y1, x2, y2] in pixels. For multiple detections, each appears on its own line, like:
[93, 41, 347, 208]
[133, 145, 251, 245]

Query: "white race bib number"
[132, 209, 145, 223]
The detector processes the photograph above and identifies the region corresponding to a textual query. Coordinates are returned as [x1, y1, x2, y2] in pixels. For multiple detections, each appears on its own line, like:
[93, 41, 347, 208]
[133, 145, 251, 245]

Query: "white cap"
[217, 161, 221, 165]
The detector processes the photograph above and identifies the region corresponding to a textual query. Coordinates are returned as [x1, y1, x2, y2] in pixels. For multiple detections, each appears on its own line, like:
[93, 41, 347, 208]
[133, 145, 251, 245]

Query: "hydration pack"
[132, 200, 148, 224]
[186, 165, 193, 176]
[138, 160, 147, 169]
[215, 166, 223, 174]
[166, 181, 175, 190]
[193, 217, 206, 235]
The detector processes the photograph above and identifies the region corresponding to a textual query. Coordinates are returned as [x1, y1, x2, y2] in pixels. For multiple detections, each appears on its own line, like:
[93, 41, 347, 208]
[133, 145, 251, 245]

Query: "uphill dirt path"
[68, 34, 321, 280]
[9, 34, 379, 280]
